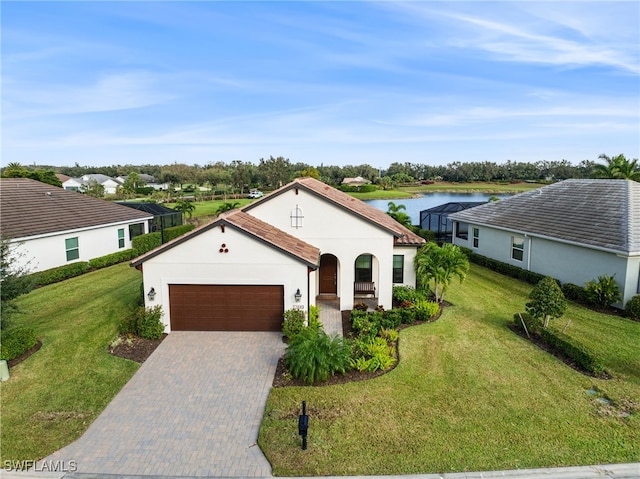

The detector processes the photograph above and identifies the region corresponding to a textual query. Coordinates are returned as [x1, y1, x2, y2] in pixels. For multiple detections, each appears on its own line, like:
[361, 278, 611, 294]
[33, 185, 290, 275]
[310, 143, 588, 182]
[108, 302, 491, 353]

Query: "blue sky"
[2, 1, 639, 168]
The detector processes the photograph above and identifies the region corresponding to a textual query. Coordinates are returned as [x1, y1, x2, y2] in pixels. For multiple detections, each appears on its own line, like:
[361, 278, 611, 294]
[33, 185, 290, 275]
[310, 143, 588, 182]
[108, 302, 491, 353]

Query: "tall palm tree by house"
[414, 242, 469, 303]
[386, 201, 413, 228]
[592, 154, 640, 181]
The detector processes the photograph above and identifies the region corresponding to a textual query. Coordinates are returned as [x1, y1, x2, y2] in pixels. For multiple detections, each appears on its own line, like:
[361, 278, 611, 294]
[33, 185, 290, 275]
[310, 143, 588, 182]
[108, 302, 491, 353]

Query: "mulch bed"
[273, 304, 445, 388]
[108, 334, 167, 363]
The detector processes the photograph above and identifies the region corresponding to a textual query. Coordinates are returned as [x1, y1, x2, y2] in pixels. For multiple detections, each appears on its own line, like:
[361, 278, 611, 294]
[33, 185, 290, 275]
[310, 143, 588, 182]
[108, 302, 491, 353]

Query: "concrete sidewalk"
[2, 462, 638, 479]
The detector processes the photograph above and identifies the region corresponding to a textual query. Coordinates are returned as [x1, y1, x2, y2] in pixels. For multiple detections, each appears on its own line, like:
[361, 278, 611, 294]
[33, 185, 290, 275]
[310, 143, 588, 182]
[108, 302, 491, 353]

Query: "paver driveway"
[44, 332, 285, 477]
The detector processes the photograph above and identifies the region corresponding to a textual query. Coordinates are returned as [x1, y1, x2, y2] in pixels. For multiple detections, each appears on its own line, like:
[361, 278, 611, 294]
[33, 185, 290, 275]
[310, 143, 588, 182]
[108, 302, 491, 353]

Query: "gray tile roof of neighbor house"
[0, 178, 153, 239]
[449, 179, 640, 255]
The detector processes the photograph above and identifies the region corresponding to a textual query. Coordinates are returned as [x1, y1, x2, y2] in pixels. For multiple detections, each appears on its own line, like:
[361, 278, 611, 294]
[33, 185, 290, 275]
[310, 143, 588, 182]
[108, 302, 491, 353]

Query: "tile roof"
[0, 178, 153, 239]
[131, 210, 320, 268]
[245, 177, 425, 246]
[449, 179, 640, 254]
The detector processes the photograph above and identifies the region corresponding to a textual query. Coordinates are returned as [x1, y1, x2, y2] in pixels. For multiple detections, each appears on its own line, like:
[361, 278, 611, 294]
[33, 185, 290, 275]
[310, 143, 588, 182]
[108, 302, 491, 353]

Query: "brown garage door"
[169, 284, 284, 331]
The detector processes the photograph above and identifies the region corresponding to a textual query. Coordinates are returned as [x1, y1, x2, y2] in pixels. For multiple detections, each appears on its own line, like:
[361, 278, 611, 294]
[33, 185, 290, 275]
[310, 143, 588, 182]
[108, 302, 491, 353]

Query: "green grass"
[259, 264, 640, 475]
[191, 198, 253, 219]
[0, 264, 142, 462]
[348, 189, 415, 200]
[402, 181, 543, 194]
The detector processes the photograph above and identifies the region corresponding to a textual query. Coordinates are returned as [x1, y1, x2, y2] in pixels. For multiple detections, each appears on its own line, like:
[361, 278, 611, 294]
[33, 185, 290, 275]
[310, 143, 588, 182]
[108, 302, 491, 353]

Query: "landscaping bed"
[108, 334, 167, 363]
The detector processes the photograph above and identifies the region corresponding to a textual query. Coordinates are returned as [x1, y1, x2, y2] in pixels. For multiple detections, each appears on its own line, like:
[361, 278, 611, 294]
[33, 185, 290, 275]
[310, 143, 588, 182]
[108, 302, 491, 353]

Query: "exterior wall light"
[294, 288, 302, 302]
[147, 287, 156, 301]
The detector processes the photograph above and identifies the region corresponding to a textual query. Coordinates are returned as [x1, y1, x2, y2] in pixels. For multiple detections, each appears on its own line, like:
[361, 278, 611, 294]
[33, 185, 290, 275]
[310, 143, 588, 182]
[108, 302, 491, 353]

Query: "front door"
[319, 254, 338, 295]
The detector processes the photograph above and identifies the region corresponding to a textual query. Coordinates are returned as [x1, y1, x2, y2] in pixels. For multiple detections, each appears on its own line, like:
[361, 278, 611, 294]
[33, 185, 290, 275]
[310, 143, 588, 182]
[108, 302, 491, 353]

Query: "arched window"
[290, 205, 304, 228]
[354, 254, 372, 282]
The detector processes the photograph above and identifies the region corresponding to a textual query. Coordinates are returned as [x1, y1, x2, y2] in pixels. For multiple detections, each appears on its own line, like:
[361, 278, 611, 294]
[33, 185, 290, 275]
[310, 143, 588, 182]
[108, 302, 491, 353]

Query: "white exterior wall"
[453, 223, 637, 308]
[394, 245, 419, 289]
[100, 180, 121, 195]
[141, 224, 312, 332]
[248, 189, 397, 309]
[11, 220, 149, 273]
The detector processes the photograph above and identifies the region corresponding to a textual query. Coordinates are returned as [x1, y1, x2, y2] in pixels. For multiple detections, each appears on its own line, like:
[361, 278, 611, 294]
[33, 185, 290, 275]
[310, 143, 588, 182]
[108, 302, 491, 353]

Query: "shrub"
[352, 302, 368, 311]
[561, 283, 590, 304]
[512, 313, 605, 375]
[163, 224, 195, 242]
[379, 328, 399, 343]
[461, 250, 545, 285]
[585, 275, 621, 307]
[351, 336, 396, 373]
[31, 262, 90, 287]
[284, 328, 351, 384]
[350, 310, 379, 338]
[392, 286, 425, 306]
[282, 308, 306, 340]
[381, 309, 402, 329]
[624, 295, 640, 321]
[308, 305, 322, 330]
[400, 307, 416, 324]
[0, 327, 37, 361]
[526, 276, 567, 328]
[88, 249, 137, 269]
[135, 305, 165, 339]
[512, 312, 543, 336]
[414, 300, 440, 321]
[132, 232, 162, 255]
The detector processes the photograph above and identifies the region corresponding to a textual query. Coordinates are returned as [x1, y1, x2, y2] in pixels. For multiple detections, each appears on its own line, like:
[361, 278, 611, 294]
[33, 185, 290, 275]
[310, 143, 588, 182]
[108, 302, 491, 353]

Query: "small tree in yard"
[414, 242, 469, 303]
[526, 276, 567, 328]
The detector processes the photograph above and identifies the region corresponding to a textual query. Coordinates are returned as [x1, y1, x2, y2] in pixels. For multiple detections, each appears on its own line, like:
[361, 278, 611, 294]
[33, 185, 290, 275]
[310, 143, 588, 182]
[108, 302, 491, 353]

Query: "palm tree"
[386, 201, 412, 228]
[413, 242, 469, 303]
[173, 198, 196, 219]
[592, 154, 640, 181]
[215, 201, 240, 215]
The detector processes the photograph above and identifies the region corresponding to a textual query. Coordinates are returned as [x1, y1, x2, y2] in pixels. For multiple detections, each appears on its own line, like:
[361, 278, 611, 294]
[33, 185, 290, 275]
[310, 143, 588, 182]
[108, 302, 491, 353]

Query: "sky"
[2, 1, 639, 169]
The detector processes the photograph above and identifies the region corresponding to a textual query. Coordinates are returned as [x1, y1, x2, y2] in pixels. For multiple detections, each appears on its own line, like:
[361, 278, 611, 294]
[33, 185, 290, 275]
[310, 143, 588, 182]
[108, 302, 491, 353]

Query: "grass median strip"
[258, 264, 640, 475]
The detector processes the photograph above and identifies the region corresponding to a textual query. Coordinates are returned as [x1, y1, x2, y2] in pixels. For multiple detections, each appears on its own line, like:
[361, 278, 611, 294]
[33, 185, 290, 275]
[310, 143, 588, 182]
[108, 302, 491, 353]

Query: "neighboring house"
[117, 174, 170, 191]
[131, 177, 425, 332]
[0, 178, 153, 273]
[117, 202, 183, 234]
[449, 179, 640, 308]
[62, 174, 123, 195]
[420, 202, 486, 243]
[342, 176, 371, 186]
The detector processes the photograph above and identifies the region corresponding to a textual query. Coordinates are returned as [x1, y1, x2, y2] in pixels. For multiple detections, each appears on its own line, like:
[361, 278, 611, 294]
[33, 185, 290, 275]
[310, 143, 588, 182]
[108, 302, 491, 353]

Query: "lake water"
[365, 192, 515, 225]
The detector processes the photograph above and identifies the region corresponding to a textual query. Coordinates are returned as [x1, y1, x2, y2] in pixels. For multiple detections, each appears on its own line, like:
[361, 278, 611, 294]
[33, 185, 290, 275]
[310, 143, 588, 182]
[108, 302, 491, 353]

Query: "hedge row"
[0, 327, 37, 361]
[132, 232, 162, 255]
[460, 248, 545, 285]
[163, 224, 195, 242]
[513, 313, 605, 375]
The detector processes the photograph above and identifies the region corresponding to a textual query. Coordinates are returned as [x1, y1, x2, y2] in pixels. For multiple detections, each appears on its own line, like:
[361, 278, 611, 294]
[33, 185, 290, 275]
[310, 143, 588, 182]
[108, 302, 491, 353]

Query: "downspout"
[526, 234, 532, 271]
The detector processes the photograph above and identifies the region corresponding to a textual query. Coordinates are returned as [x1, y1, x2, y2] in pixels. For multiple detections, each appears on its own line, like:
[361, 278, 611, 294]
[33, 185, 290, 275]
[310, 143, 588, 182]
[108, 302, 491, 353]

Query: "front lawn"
[259, 264, 640, 475]
[0, 264, 142, 462]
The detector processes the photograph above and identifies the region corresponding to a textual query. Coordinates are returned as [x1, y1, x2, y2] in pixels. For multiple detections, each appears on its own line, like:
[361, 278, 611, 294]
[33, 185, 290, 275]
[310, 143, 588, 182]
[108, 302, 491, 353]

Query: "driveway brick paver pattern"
[42, 332, 285, 477]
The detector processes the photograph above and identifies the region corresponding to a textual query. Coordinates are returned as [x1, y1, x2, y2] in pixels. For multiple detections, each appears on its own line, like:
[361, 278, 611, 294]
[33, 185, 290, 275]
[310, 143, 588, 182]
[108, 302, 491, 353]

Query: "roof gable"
[449, 179, 640, 254]
[131, 210, 320, 268]
[244, 177, 424, 246]
[0, 178, 152, 239]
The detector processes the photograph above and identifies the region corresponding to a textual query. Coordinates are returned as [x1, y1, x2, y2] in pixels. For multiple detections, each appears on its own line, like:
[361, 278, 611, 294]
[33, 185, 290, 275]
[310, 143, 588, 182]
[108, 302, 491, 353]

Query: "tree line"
[2, 154, 637, 191]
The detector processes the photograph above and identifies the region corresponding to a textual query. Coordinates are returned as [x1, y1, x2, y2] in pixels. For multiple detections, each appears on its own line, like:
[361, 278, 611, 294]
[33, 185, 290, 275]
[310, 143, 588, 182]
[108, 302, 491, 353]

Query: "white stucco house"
[449, 179, 640, 308]
[62, 174, 123, 195]
[131, 177, 425, 332]
[0, 178, 153, 273]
